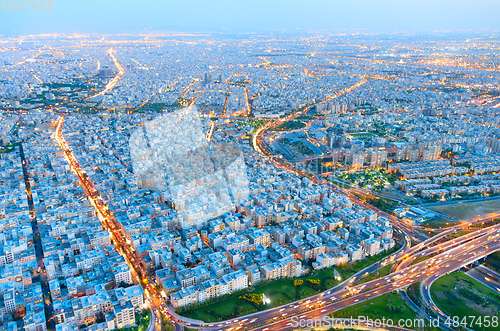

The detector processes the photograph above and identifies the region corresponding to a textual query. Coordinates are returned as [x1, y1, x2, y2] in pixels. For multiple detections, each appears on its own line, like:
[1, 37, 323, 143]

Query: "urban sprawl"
[1, 31, 500, 331]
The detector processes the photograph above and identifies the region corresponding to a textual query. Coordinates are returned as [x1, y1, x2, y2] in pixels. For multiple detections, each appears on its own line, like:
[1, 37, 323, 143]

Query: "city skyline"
[1, 2, 500, 331]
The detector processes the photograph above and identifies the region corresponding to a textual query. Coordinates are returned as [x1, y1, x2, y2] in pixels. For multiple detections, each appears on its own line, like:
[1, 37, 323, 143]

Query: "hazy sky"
[1, 0, 499, 35]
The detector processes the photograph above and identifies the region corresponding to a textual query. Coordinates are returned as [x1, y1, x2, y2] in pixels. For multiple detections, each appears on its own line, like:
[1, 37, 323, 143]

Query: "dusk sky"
[1, 0, 499, 35]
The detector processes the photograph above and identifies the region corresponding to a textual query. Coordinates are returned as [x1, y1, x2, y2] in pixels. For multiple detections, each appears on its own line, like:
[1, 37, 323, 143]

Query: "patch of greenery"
[430, 272, 500, 331]
[180, 246, 399, 322]
[484, 251, 500, 273]
[272, 120, 306, 131]
[336, 169, 396, 191]
[354, 264, 393, 285]
[352, 192, 399, 213]
[331, 292, 416, 321]
[419, 217, 458, 229]
[429, 199, 500, 219]
[236, 119, 268, 133]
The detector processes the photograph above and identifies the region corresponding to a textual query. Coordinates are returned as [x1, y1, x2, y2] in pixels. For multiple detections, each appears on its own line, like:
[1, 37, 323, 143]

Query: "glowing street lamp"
[263, 294, 271, 305]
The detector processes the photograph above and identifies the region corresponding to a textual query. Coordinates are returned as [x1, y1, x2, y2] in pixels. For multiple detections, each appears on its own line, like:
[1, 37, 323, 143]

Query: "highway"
[51, 105, 421, 331]
[234, 79, 500, 331]
[466, 265, 500, 293]
[252, 97, 428, 245]
[52, 116, 192, 330]
[189, 80, 500, 330]
[88, 48, 125, 99]
[396, 215, 500, 271]
[233, 226, 500, 331]
[399, 290, 454, 331]
[421, 276, 469, 330]
[51, 83, 500, 331]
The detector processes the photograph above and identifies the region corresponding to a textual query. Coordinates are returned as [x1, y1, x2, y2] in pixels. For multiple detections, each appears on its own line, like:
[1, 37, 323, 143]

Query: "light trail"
[180, 78, 199, 99]
[253, 80, 368, 160]
[222, 87, 230, 117]
[257, 56, 272, 68]
[52, 117, 186, 329]
[245, 85, 251, 117]
[225, 66, 242, 84]
[50, 77, 500, 331]
[131, 57, 150, 70]
[207, 120, 216, 142]
[133, 80, 179, 113]
[88, 48, 125, 99]
[131, 58, 143, 66]
[12, 49, 44, 67]
[30, 70, 43, 84]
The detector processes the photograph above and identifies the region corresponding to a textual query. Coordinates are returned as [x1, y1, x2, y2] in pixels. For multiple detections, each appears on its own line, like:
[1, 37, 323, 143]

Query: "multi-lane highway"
[242, 83, 500, 331]
[52, 116, 193, 330]
[396, 216, 500, 271]
[237, 225, 500, 331]
[467, 265, 500, 292]
[53, 106, 420, 331]
[52, 90, 500, 331]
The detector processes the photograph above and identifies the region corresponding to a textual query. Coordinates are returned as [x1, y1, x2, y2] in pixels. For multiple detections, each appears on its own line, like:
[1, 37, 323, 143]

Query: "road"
[237, 227, 500, 331]
[52, 116, 192, 330]
[50, 92, 420, 331]
[88, 48, 125, 99]
[181, 77, 500, 330]
[466, 265, 500, 292]
[189, 189, 500, 330]
[396, 217, 500, 271]
[186, 78, 500, 330]
[476, 264, 500, 280]
[18, 142, 54, 326]
[419, 242, 500, 331]
[252, 80, 425, 241]
[51, 80, 500, 331]
[399, 290, 454, 331]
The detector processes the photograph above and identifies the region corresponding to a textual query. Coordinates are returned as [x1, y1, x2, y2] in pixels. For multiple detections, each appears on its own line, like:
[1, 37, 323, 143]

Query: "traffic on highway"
[52, 91, 500, 331]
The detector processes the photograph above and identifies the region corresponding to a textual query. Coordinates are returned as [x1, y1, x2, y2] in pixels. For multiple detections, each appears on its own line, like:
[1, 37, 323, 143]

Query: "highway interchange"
[51, 82, 500, 331]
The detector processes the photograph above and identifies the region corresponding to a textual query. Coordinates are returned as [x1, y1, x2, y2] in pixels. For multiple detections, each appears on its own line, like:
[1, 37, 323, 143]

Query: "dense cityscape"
[1, 5, 500, 331]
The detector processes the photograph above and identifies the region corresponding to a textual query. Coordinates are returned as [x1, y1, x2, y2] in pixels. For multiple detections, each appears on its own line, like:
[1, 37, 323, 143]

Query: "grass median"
[430, 272, 500, 331]
[331, 292, 441, 331]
